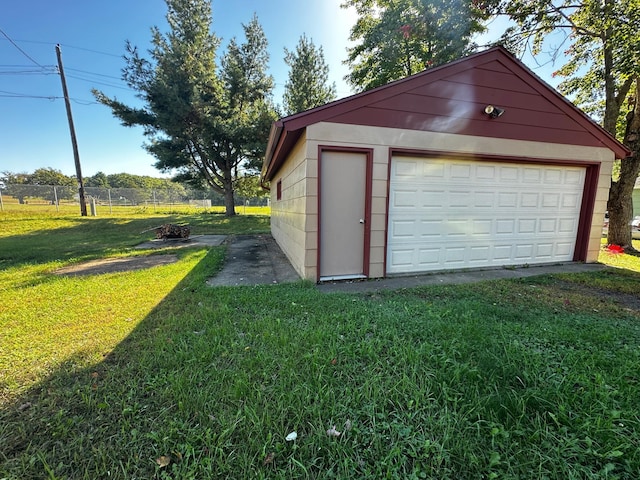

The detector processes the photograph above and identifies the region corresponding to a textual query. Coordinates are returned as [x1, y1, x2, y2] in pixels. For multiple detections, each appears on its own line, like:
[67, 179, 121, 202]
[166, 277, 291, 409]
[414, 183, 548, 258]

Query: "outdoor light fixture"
[484, 105, 505, 118]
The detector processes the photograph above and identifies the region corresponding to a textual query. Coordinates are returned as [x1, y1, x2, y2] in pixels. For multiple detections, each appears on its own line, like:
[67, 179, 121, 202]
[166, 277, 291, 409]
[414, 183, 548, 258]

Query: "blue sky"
[1, 1, 561, 178]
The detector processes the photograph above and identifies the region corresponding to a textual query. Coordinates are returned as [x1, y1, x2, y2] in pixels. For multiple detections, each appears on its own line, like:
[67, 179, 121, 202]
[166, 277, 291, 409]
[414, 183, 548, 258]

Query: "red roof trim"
[262, 46, 629, 181]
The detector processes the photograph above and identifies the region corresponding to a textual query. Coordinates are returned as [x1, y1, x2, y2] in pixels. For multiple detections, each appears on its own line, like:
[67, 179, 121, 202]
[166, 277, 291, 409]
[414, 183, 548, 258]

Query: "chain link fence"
[0, 184, 269, 213]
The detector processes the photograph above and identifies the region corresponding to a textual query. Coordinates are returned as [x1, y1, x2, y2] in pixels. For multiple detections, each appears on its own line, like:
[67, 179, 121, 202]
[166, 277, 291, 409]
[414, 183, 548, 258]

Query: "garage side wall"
[269, 131, 314, 279]
[305, 122, 613, 275]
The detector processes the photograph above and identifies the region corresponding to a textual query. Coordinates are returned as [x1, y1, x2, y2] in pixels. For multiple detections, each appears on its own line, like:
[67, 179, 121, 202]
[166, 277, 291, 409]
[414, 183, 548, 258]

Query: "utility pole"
[56, 44, 87, 216]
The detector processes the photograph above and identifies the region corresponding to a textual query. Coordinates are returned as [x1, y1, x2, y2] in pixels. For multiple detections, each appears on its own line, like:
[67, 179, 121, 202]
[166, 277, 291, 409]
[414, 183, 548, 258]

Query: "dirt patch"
[553, 278, 640, 313]
[135, 235, 226, 250]
[55, 255, 179, 276]
[54, 234, 227, 277]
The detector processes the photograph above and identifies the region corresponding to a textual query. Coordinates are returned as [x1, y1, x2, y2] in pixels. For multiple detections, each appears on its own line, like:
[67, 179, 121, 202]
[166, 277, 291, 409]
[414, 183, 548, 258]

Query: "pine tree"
[283, 35, 336, 115]
[93, 1, 276, 216]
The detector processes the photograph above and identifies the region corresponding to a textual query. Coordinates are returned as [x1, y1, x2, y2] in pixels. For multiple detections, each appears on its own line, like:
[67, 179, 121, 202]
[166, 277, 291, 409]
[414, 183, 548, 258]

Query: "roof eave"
[262, 121, 284, 181]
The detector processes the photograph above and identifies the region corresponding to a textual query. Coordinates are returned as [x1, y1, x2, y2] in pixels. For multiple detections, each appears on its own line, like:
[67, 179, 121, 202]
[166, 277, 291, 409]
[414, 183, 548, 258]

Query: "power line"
[0, 64, 56, 68]
[60, 43, 123, 58]
[0, 89, 97, 104]
[0, 37, 125, 58]
[66, 67, 123, 81]
[66, 74, 133, 91]
[0, 28, 47, 69]
[0, 89, 58, 100]
[0, 68, 57, 75]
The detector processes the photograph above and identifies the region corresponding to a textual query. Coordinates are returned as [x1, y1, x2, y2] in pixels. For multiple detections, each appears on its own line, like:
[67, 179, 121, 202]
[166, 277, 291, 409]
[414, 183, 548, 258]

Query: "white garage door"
[387, 156, 585, 274]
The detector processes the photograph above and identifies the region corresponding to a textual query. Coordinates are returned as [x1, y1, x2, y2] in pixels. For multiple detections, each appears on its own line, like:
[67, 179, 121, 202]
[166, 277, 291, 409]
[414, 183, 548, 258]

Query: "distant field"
[0, 199, 270, 216]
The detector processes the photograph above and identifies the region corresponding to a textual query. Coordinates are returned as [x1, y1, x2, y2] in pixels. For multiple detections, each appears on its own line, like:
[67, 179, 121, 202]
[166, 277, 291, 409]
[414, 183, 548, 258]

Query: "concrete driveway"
[206, 235, 301, 287]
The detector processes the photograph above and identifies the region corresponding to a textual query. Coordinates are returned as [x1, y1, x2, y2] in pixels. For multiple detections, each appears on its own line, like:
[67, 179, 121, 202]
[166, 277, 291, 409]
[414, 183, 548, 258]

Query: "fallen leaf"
[285, 431, 297, 441]
[156, 455, 171, 467]
[326, 426, 341, 437]
[331, 358, 337, 365]
[263, 452, 275, 465]
[344, 419, 352, 431]
[17, 402, 32, 412]
[91, 372, 99, 379]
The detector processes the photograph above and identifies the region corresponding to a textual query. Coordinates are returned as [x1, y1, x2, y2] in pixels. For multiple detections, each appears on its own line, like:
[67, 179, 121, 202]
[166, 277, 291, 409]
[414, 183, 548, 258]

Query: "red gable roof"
[263, 46, 629, 181]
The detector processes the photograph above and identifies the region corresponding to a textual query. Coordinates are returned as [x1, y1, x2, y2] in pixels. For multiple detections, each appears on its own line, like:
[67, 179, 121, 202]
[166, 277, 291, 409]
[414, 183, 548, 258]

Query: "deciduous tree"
[342, 0, 489, 91]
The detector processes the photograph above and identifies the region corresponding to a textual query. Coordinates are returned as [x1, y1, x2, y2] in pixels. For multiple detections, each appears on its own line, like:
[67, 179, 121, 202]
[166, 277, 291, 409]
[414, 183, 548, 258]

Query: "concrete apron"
[206, 235, 301, 287]
[205, 235, 608, 292]
[317, 262, 609, 294]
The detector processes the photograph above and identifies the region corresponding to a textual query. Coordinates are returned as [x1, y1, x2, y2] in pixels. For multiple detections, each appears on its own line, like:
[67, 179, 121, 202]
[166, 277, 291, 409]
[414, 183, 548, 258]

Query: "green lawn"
[2, 210, 640, 479]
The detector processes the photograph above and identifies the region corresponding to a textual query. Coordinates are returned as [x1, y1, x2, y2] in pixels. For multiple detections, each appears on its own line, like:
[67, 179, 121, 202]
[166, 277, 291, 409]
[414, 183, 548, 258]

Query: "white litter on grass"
[285, 431, 298, 441]
[326, 426, 341, 437]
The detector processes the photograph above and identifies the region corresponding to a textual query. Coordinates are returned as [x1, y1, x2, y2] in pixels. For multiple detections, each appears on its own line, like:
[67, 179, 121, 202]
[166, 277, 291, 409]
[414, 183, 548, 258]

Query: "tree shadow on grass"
[0, 217, 176, 267]
[0, 247, 231, 479]
[0, 214, 270, 270]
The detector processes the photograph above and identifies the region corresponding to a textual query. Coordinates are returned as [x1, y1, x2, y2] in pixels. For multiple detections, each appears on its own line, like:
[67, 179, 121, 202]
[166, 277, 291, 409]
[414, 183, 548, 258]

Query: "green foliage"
[499, 0, 639, 135]
[93, 1, 277, 216]
[2, 168, 76, 203]
[343, 0, 489, 91]
[2, 211, 640, 478]
[30, 167, 76, 186]
[283, 35, 337, 115]
[234, 174, 268, 200]
[85, 171, 110, 188]
[219, 14, 278, 173]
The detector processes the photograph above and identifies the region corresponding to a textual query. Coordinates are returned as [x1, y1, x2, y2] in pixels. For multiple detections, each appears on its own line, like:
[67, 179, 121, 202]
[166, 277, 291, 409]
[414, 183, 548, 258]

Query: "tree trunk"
[223, 171, 236, 217]
[607, 79, 640, 251]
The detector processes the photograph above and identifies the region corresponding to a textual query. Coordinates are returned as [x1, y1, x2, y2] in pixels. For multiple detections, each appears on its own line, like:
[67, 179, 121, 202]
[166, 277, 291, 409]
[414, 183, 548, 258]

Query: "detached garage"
[261, 47, 629, 282]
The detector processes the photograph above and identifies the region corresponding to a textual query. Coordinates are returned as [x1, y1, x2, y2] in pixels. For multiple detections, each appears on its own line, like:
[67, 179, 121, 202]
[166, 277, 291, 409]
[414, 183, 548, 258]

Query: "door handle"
[359, 218, 365, 224]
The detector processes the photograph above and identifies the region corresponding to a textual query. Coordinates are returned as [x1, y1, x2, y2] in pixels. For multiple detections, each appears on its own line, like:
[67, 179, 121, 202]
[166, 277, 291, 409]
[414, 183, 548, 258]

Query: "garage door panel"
[556, 242, 574, 256]
[422, 190, 446, 207]
[536, 243, 553, 258]
[451, 164, 472, 178]
[520, 192, 539, 207]
[470, 245, 490, 261]
[523, 168, 542, 182]
[544, 169, 563, 184]
[387, 156, 585, 274]
[565, 169, 584, 185]
[499, 166, 519, 181]
[494, 245, 513, 260]
[391, 219, 416, 238]
[515, 244, 534, 258]
[474, 192, 495, 207]
[562, 193, 580, 208]
[472, 220, 492, 235]
[558, 218, 578, 233]
[392, 189, 419, 207]
[542, 193, 560, 207]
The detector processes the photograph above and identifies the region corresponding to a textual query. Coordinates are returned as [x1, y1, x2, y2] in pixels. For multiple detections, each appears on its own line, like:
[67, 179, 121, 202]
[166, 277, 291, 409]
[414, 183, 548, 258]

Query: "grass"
[2, 210, 640, 479]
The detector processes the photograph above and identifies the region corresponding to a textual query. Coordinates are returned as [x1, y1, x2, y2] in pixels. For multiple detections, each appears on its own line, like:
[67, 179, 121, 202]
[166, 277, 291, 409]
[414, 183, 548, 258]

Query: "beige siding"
[269, 131, 315, 279]
[302, 122, 613, 275]
[271, 122, 612, 279]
